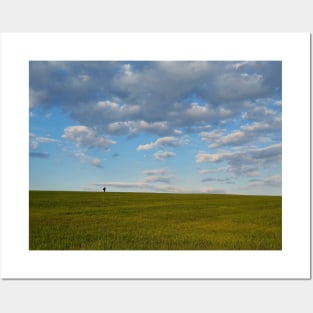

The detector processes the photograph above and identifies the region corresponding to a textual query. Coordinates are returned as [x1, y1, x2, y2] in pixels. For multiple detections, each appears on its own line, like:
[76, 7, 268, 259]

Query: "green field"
[29, 191, 282, 250]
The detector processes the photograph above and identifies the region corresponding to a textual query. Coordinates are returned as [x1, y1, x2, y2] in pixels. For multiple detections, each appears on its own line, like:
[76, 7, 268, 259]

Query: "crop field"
[29, 191, 282, 250]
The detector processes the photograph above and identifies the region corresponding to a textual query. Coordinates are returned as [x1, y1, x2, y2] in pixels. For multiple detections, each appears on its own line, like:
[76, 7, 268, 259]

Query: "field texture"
[29, 191, 282, 250]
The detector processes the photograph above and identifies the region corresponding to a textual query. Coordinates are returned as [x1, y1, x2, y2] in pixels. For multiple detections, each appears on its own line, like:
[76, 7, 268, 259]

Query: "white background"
[0, 1, 312, 313]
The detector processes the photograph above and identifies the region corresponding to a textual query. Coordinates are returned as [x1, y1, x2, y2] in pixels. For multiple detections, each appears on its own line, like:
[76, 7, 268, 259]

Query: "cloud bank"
[30, 61, 281, 138]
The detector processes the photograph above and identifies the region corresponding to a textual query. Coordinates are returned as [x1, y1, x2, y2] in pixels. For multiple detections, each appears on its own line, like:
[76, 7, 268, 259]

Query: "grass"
[29, 191, 282, 250]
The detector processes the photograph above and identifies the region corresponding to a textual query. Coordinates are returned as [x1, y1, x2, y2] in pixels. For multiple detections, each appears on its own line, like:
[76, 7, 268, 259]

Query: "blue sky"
[29, 61, 282, 195]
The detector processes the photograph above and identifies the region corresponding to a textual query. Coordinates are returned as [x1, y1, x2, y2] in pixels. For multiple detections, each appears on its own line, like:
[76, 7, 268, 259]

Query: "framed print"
[0, 33, 310, 279]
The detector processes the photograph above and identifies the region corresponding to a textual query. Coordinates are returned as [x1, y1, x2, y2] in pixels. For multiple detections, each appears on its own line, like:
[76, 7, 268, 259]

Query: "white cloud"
[78, 74, 90, 82]
[242, 105, 278, 121]
[29, 133, 58, 150]
[137, 136, 183, 151]
[198, 165, 259, 177]
[216, 72, 264, 101]
[154, 151, 176, 160]
[198, 168, 215, 175]
[227, 61, 252, 71]
[143, 175, 174, 184]
[70, 74, 92, 87]
[265, 175, 282, 185]
[36, 136, 58, 143]
[185, 103, 232, 120]
[201, 177, 235, 183]
[29, 88, 46, 107]
[248, 175, 282, 188]
[122, 63, 133, 76]
[74, 151, 103, 168]
[96, 100, 120, 111]
[186, 103, 208, 116]
[31, 141, 39, 150]
[200, 117, 281, 149]
[107, 120, 178, 136]
[196, 152, 229, 163]
[199, 187, 225, 194]
[143, 168, 167, 176]
[133, 121, 175, 135]
[196, 143, 282, 166]
[107, 121, 131, 135]
[209, 130, 246, 148]
[62, 125, 116, 150]
[94, 181, 149, 190]
[200, 130, 224, 142]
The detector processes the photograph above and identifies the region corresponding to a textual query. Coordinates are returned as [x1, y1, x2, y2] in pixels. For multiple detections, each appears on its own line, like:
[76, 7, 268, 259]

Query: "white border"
[0, 33, 310, 279]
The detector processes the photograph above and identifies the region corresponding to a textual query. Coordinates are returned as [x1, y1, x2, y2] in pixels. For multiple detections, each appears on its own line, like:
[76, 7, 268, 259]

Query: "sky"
[29, 61, 282, 195]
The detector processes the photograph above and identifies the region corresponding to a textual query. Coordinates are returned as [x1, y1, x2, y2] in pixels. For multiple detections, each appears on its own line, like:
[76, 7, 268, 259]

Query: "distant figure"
[103, 187, 106, 192]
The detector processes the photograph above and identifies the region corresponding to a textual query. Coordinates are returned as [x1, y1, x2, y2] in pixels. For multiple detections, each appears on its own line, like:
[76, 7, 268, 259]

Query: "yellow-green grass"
[29, 191, 282, 250]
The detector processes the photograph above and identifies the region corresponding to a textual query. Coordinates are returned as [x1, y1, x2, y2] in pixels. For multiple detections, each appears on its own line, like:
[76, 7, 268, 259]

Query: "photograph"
[29, 60, 282, 250]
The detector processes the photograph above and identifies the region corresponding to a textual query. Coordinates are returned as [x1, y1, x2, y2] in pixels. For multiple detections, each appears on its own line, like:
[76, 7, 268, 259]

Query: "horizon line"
[29, 189, 282, 197]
